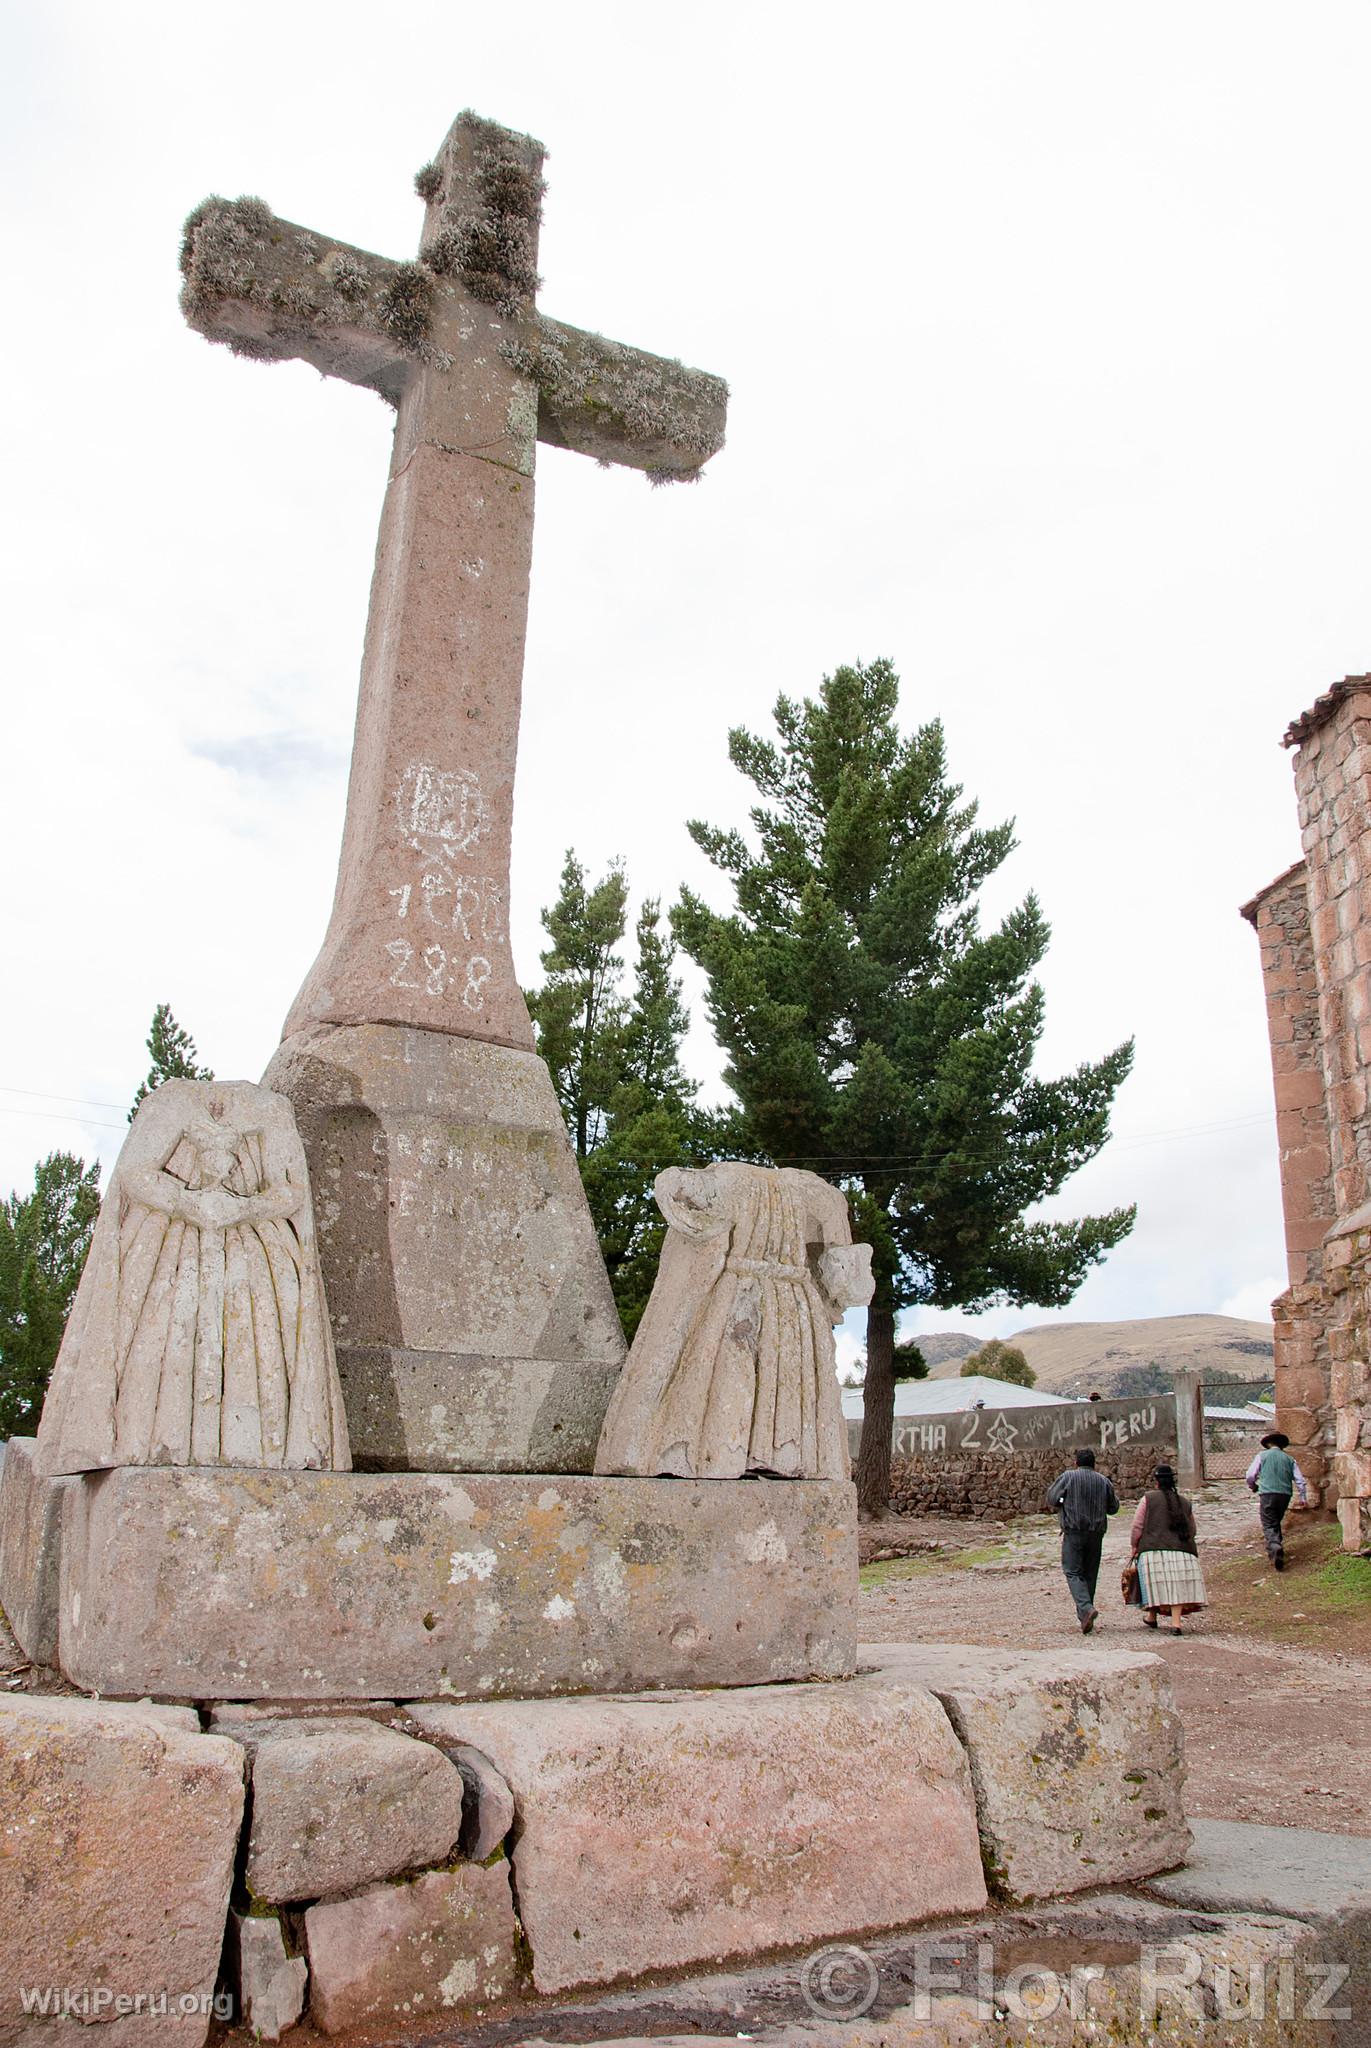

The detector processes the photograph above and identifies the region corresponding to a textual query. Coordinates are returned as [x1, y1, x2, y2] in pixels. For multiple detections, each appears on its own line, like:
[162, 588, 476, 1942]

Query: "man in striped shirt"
[1046, 1447, 1120, 1633]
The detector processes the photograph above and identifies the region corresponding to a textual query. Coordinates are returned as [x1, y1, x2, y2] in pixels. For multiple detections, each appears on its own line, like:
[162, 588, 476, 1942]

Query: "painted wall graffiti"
[884, 1394, 1175, 1462]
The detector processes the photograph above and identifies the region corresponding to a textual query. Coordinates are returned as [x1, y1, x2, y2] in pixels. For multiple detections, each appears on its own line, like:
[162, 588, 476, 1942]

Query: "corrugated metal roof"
[840, 1374, 1072, 1419]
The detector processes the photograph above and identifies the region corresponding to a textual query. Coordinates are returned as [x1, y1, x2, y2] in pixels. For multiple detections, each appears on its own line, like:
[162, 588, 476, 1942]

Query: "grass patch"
[1205, 1518, 1371, 1654]
[1311, 1542, 1371, 1614]
[860, 1540, 1014, 1589]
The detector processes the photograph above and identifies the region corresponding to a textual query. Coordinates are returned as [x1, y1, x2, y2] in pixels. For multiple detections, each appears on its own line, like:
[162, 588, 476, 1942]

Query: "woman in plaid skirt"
[1127, 1463, 1206, 1636]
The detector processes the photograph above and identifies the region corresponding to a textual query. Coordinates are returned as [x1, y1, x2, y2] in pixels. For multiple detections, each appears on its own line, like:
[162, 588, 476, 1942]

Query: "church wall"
[1249, 675, 1371, 1546]
[1241, 862, 1336, 1499]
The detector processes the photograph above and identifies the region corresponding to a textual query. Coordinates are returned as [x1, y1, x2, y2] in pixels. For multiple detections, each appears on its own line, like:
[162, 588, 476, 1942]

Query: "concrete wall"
[853, 1394, 1179, 1521]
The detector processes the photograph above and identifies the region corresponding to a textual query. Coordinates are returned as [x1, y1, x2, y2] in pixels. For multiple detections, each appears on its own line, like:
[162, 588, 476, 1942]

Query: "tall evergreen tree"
[0, 1152, 102, 1437]
[673, 658, 1135, 1516]
[528, 857, 716, 1337]
[129, 1002, 213, 1119]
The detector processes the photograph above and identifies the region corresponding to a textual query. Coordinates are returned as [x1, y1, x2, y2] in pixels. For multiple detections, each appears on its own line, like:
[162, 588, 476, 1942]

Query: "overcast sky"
[4, 3, 1368, 1356]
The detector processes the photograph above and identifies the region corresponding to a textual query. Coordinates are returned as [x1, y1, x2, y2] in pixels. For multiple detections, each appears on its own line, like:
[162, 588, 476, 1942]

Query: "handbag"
[1120, 1558, 1139, 1605]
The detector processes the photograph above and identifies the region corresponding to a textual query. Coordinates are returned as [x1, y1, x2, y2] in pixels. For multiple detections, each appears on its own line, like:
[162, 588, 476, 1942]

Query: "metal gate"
[1202, 1376, 1275, 1480]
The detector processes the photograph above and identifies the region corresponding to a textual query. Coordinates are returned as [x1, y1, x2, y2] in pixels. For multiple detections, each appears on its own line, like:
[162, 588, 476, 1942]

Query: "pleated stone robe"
[34, 1081, 350, 1476]
[595, 1162, 874, 1481]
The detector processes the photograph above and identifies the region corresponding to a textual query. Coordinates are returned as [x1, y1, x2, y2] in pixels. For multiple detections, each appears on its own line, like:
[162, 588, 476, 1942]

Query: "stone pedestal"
[263, 1023, 625, 1470]
[53, 1466, 856, 1700]
[0, 1437, 69, 1665]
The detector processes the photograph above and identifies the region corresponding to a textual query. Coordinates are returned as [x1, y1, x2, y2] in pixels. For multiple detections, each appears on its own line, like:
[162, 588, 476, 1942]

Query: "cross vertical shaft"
[290, 261, 542, 1051]
[181, 110, 727, 1473]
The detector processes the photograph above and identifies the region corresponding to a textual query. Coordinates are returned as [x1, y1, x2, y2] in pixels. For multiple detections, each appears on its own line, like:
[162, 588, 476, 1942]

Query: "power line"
[0, 1105, 126, 1132]
[0, 1084, 130, 1113]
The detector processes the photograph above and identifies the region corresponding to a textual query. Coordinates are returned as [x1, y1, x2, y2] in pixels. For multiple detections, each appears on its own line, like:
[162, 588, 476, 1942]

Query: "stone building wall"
[888, 1440, 1173, 1521]
[1247, 673, 1371, 1549]
[1240, 862, 1337, 1500]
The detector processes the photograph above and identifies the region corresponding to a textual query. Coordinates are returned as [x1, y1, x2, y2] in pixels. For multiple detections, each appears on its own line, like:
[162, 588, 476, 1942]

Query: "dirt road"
[860, 1479, 1371, 1837]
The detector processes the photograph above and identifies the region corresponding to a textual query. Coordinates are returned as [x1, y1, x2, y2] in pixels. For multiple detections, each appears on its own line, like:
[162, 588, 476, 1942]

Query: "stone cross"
[181, 111, 726, 1054]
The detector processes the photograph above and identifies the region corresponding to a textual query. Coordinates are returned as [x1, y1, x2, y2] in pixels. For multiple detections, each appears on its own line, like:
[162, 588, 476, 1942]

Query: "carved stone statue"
[34, 1081, 351, 1476]
[594, 1162, 874, 1482]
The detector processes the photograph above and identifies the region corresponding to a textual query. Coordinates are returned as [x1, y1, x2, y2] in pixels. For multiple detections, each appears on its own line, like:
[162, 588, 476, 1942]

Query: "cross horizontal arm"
[502, 315, 727, 480]
[180, 198, 425, 402]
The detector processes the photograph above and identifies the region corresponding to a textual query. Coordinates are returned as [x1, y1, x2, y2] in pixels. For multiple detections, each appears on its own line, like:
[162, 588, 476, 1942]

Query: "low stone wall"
[888, 1439, 1176, 1520]
[0, 1644, 1189, 2043]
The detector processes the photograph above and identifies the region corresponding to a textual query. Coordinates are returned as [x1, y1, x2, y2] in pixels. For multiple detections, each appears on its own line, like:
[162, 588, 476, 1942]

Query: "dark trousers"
[1259, 1491, 1291, 1562]
[1061, 1526, 1105, 1619]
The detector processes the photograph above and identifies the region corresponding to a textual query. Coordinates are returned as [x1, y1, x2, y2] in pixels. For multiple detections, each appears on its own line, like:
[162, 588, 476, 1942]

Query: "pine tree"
[673, 657, 1134, 1516]
[0, 1152, 102, 1437]
[528, 858, 716, 1338]
[129, 1003, 213, 1120]
[527, 857, 630, 1158]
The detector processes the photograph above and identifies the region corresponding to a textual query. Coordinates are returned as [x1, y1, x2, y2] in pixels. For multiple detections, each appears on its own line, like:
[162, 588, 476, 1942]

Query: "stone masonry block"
[57, 1467, 856, 1700]
[0, 1695, 245, 2047]
[410, 1661, 986, 1994]
[0, 1439, 69, 1667]
[869, 1642, 1190, 1902]
[212, 1714, 466, 1902]
[304, 1863, 518, 2035]
[229, 1913, 307, 2044]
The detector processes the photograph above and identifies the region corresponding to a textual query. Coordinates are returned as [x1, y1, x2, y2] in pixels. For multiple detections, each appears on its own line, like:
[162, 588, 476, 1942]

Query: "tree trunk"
[855, 1300, 896, 1520]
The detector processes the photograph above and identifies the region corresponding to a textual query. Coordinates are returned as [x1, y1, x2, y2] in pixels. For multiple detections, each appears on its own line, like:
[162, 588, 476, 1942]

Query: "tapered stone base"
[337, 1347, 620, 1472]
[55, 1467, 856, 1701]
[263, 1024, 626, 1471]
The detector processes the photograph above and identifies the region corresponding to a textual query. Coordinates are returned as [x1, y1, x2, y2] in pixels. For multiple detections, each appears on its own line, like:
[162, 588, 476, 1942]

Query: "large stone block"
[304, 1863, 519, 2035]
[0, 1438, 69, 1666]
[410, 1663, 987, 1994]
[337, 1345, 620, 1472]
[57, 1466, 856, 1700]
[212, 1713, 466, 1902]
[0, 1694, 244, 2046]
[869, 1643, 1190, 1901]
[264, 1023, 625, 1469]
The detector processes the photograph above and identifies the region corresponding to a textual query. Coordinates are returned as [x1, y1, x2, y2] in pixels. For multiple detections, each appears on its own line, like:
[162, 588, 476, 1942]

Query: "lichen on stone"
[178, 194, 275, 303]
[325, 251, 368, 301]
[378, 262, 435, 351]
[180, 195, 446, 384]
[499, 319, 726, 476]
[414, 160, 444, 203]
[421, 110, 545, 317]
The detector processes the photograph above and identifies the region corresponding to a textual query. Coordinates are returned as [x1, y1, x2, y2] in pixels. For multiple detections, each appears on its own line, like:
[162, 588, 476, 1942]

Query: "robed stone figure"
[595, 1163, 874, 1482]
[35, 1081, 350, 1477]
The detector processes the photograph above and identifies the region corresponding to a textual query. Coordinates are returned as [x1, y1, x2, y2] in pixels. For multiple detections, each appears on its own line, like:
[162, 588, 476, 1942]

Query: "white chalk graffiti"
[985, 1413, 1018, 1456]
[386, 764, 505, 1011]
[397, 762, 489, 860]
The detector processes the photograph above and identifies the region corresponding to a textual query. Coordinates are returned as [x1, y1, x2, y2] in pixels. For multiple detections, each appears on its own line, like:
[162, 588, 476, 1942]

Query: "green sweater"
[1257, 1447, 1297, 1495]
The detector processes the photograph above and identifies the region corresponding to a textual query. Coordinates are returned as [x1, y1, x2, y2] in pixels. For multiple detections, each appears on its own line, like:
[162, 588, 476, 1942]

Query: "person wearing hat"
[1245, 1430, 1309, 1570]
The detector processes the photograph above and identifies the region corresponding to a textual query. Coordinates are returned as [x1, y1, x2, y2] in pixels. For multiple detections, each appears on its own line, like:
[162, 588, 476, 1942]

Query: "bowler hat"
[1260, 1431, 1290, 1449]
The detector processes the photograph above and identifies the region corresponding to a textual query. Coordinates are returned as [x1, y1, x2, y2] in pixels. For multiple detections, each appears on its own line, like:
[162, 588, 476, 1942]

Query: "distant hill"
[910, 1330, 982, 1370]
[919, 1314, 1273, 1396]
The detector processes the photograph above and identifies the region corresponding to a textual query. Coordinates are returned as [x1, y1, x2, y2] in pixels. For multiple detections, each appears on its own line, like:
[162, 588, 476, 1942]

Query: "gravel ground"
[860, 1479, 1371, 1837]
